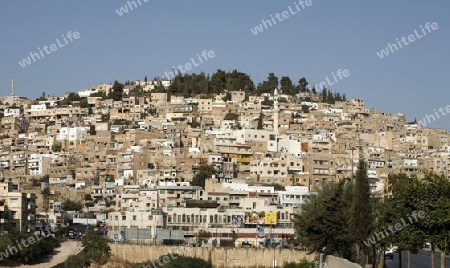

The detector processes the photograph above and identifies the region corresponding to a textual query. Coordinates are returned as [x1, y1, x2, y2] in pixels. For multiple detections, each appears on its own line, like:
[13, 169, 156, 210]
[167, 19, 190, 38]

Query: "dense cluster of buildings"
[1, 79, 449, 247]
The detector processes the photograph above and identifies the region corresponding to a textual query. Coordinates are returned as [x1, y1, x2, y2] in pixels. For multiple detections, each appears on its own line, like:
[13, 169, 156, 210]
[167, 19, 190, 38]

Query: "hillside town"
[0, 78, 448, 248]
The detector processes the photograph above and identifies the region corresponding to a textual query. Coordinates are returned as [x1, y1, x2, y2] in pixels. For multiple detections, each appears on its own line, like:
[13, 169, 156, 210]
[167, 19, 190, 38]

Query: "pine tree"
[350, 155, 373, 264]
[257, 113, 264, 129]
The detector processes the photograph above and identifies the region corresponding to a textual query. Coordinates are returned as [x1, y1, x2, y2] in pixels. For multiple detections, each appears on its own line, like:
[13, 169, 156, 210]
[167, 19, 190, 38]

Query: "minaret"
[273, 88, 279, 134]
[11, 79, 15, 96]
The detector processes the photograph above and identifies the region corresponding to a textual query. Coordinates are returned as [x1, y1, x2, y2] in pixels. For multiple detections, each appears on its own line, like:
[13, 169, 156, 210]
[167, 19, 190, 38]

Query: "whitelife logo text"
[18, 31, 81, 68]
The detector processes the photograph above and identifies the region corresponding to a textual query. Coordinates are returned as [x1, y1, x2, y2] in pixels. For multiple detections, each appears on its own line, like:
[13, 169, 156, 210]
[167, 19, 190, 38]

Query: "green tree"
[280, 76, 296, 96]
[261, 96, 274, 106]
[222, 92, 231, 102]
[82, 229, 111, 264]
[191, 160, 215, 188]
[129, 84, 144, 96]
[0, 232, 59, 264]
[350, 157, 374, 265]
[189, 118, 201, 128]
[413, 173, 450, 268]
[67, 92, 81, 102]
[224, 113, 239, 121]
[224, 69, 255, 93]
[63, 199, 83, 211]
[90, 91, 107, 99]
[65, 251, 91, 268]
[321, 87, 327, 102]
[283, 259, 314, 268]
[210, 69, 227, 94]
[326, 89, 335, 104]
[196, 230, 211, 246]
[301, 105, 310, 113]
[257, 113, 264, 129]
[271, 183, 286, 191]
[298, 77, 309, 92]
[294, 181, 353, 258]
[41, 187, 51, 221]
[40, 174, 49, 183]
[79, 98, 89, 108]
[374, 174, 426, 267]
[51, 143, 62, 152]
[257, 73, 278, 94]
[108, 80, 124, 101]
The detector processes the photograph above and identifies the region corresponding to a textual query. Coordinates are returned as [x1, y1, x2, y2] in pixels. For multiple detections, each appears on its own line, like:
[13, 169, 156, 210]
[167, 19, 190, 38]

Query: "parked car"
[385, 245, 394, 259]
[68, 230, 75, 239]
[264, 239, 280, 248]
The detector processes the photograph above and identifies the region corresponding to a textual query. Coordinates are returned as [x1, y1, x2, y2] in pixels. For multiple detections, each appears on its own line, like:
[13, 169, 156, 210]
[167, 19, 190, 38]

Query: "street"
[386, 251, 450, 268]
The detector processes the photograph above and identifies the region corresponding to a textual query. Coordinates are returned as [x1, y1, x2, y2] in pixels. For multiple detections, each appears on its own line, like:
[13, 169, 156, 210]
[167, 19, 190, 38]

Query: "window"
[133, 215, 137, 221]
[122, 216, 126, 220]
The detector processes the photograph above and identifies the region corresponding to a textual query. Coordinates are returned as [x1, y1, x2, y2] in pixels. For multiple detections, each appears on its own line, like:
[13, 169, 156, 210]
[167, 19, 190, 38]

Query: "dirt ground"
[19, 240, 83, 268]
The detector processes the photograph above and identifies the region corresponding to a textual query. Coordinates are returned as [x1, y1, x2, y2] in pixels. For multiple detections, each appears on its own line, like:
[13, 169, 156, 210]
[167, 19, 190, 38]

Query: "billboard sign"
[264, 212, 277, 225]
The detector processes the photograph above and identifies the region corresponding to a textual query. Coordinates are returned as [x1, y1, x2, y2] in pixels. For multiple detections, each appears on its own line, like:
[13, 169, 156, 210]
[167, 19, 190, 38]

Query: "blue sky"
[1, 0, 449, 129]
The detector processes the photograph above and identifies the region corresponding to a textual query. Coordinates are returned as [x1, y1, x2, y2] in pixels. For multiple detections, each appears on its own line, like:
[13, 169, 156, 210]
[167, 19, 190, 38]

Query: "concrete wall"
[109, 243, 316, 267]
[325, 255, 362, 268]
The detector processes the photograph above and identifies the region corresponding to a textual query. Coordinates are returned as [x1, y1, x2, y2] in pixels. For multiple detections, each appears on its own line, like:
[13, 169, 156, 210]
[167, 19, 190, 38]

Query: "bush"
[81, 229, 111, 264]
[224, 113, 238, 120]
[65, 251, 91, 268]
[283, 259, 314, 268]
[135, 255, 212, 268]
[0, 233, 60, 264]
